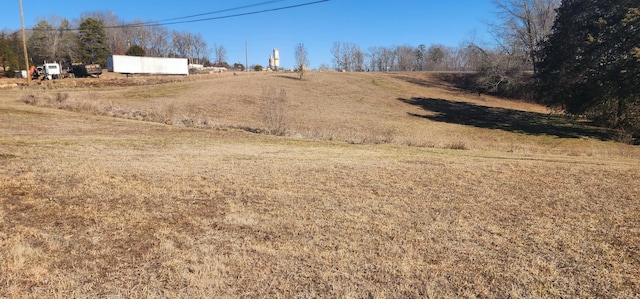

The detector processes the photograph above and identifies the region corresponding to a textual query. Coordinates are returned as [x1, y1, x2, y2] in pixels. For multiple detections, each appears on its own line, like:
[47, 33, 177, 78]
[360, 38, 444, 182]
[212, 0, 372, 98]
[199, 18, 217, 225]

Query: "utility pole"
[19, 0, 30, 85]
[245, 41, 248, 72]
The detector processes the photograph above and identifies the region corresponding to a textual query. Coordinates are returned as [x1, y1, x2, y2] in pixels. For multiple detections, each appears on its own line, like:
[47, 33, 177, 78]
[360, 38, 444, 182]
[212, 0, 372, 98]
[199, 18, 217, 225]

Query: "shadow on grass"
[276, 74, 302, 81]
[392, 73, 460, 91]
[400, 97, 616, 141]
[433, 73, 481, 92]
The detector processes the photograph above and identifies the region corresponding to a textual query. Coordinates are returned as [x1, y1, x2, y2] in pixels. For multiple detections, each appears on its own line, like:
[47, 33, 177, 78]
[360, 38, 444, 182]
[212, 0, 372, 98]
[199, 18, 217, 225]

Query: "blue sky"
[2, 1, 497, 69]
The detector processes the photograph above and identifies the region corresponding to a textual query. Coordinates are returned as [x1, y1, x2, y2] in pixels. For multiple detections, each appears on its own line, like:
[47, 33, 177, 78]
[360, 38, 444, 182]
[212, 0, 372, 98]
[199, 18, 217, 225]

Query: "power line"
[26, 0, 329, 31]
[112, 0, 329, 28]
[127, 0, 288, 28]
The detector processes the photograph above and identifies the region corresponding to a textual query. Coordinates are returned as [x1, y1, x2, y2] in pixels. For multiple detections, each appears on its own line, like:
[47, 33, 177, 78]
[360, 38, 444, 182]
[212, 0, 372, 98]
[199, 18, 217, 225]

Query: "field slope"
[1, 72, 639, 298]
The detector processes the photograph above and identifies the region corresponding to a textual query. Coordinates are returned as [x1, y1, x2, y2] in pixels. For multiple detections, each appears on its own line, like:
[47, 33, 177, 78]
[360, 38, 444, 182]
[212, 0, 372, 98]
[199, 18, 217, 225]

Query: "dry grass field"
[1, 71, 639, 298]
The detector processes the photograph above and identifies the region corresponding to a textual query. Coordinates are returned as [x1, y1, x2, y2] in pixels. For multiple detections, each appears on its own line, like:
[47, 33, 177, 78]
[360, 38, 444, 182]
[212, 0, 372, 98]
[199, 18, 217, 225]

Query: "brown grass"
[1, 71, 639, 297]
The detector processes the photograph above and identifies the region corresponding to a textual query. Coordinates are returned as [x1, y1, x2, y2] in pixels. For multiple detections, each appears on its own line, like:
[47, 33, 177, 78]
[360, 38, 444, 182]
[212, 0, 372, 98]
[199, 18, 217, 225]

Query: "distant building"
[268, 48, 280, 71]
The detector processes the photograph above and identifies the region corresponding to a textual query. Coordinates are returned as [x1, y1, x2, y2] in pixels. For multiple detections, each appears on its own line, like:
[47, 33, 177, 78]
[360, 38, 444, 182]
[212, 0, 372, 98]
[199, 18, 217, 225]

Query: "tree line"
[327, 42, 508, 73]
[329, 0, 561, 90]
[0, 11, 226, 72]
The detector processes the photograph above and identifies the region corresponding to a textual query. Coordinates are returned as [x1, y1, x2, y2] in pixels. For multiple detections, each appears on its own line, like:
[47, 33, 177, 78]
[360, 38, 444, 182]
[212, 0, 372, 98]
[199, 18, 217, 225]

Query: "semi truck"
[29, 62, 103, 80]
[31, 62, 62, 80]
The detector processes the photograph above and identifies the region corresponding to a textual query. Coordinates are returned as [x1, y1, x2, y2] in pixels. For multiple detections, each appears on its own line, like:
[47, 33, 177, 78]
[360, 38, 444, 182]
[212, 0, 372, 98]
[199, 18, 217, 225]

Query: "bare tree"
[58, 20, 79, 63]
[425, 45, 447, 71]
[442, 46, 465, 71]
[191, 33, 208, 65]
[330, 41, 342, 71]
[367, 46, 380, 71]
[330, 41, 362, 72]
[125, 20, 148, 53]
[213, 43, 227, 66]
[352, 46, 364, 72]
[379, 46, 396, 72]
[294, 42, 309, 79]
[492, 0, 560, 73]
[395, 45, 415, 71]
[145, 25, 170, 57]
[171, 30, 196, 62]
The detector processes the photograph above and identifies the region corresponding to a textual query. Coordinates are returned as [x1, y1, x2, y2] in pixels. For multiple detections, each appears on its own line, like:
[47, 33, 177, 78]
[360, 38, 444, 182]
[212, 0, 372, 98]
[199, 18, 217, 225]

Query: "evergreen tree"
[6, 32, 26, 70]
[125, 44, 146, 56]
[27, 20, 54, 64]
[536, 0, 640, 136]
[0, 34, 19, 75]
[78, 18, 110, 66]
[27, 18, 78, 65]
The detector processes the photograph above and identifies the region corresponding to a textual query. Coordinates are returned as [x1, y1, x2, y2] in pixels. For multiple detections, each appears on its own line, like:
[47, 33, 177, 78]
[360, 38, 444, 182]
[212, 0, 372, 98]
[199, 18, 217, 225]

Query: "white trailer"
[107, 55, 189, 75]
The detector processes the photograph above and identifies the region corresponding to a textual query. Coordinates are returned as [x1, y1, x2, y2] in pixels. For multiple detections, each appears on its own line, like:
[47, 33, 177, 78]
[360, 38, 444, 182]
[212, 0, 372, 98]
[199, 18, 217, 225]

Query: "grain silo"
[273, 48, 280, 70]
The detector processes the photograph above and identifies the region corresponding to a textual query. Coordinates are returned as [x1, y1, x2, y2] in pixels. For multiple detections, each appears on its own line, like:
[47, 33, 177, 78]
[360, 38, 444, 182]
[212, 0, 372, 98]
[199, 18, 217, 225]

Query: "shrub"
[446, 141, 468, 150]
[260, 87, 287, 136]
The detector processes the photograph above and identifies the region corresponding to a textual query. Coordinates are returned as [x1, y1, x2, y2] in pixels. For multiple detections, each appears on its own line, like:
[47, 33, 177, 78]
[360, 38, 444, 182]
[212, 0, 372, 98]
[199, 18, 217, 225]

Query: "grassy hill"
[1, 72, 639, 297]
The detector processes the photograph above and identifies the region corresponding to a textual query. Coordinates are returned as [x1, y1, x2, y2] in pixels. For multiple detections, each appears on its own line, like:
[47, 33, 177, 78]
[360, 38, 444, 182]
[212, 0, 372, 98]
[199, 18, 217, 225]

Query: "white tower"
[273, 48, 280, 70]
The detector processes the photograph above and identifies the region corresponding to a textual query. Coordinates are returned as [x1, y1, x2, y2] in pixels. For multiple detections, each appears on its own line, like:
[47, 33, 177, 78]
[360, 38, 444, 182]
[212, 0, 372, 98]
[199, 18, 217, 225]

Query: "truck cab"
[32, 62, 62, 80]
[42, 63, 61, 80]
